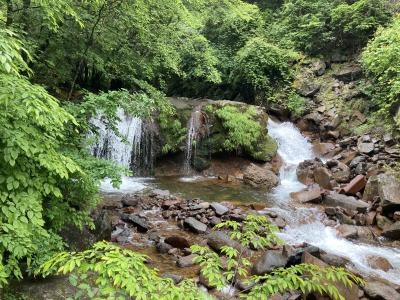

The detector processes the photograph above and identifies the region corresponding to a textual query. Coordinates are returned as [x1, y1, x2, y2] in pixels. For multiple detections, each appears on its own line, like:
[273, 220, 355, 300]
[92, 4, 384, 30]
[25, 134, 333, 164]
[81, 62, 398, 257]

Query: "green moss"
[250, 135, 278, 161]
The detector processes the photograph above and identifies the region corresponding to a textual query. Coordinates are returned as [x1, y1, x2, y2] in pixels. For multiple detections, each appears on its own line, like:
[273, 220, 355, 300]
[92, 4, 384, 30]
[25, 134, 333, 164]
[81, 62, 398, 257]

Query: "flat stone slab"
[184, 217, 207, 233]
[323, 193, 369, 212]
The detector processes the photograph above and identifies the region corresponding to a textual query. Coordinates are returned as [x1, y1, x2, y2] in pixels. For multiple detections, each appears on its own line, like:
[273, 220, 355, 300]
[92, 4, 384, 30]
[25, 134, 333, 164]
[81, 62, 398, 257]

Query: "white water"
[267, 119, 400, 284]
[100, 176, 151, 194]
[90, 108, 142, 169]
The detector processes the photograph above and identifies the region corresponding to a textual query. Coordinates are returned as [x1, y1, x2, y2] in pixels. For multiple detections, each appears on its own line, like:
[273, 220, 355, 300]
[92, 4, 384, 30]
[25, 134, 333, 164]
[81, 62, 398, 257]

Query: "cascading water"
[89, 108, 153, 176]
[267, 119, 400, 284]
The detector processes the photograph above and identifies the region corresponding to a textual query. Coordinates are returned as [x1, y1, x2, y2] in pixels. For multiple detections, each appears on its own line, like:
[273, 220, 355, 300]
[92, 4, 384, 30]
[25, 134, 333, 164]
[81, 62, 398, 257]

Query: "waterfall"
[89, 108, 153, 175]
[267, 119, 400, 284]
[184, 108, 209, 173]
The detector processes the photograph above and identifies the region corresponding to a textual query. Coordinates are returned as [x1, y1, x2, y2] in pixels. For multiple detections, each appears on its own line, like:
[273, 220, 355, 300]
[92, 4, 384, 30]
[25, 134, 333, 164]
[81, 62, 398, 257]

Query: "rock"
[394, 211, 400, 222]
[323, 193, 369, 212]
[243, 163, 279, 190]
[210, 202, 229, 216]
[376, 215, 393, 230]
[297, 83, 321, 97]
[271, 217, 286, 229]
[290, 187, 322, 203]
[253, 251, 288, 275]
[302, 252, 359, 300]
[320, 253, 348, 267]
[313, 60, 326, 76]
[382, 222, 400, 240]
[162, 274, 183, 284]
[336, 224, 358, 239]
[162, 199, 181, 209]
[156, 241, 173, 254]
[313, 143, 336, 156]
[366, 211, 377, 226]
[207, 231, 247, 254]
[101, 198, 123, 209]
[350, 156, 366, 168]
[177, 254, 197, 268]
[151, 189, 170, 198]
[358, 142, 375, 155]
[165, 236, 191, 249]
[209, 216, 221, 227]
[285, 245, 320, 266]
[121, 214, 150, 232]
[296, 159, 324, 185]
[314, 167, 334, 190]
[364, 281, 400, 300]
[334, 66, 362, 83]
[367, 256, 393, 272]
[184, 217, 207, 234]
[377, 174, 400, 214]
[121, 194, 139, 207]
[331, 162, 351, 183]
[341, 175, 366, 195]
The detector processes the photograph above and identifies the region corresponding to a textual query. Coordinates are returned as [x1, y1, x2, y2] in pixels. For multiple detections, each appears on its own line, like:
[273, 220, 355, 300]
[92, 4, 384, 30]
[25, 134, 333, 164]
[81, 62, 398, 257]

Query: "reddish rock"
[341, 175, 366, 195]
[290, 187, 323, 203]
[313, 142, 336, 156]
[314, 167, 334, 190]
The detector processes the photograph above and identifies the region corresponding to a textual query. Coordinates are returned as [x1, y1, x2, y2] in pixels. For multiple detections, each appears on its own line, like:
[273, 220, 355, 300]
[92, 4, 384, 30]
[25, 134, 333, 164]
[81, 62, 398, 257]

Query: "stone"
[336, 224, 358, 239]
[151, 189, 170, 198]
[253, 251, 288, 275]
[207, 231, 247, 254]
[121, 214, 150, 232]
[376, 214, 393, 230]
[121, 194, 139, 207]
[290, 187, 322, 203]
[341, 175, 366, 195]
[364, 281, 400, 300]
[313, 143, 336, 156]
[394, 211, 400, 222]
[162, 199, 181, 209]
[358, 142, 375, 155]
[165, 236, 191, 249]
[101, 198, 123, 209]
[365, 211, 377, 226]
[302, 252, 359, 300]
[162, 274, 183, 284]
[184, 217, 207, 234]
[382, 221, 400, 240]
[156, 241, 173, 254]
[320, 253, 348, 267]
[177, 254, 197, 268]
[271, 217, 286, 229]
[209, 216, 221, 227]
[313, 60, 326, 76]
[366, 256, 393, 272]
[210, 202, 229, 216]
[314, 167, 334, 190]
[331, 162, 351, 183]
[377, 174, 400, 214]
[243, 163, 279, 190]
[296, 83, 321, 97]
[363, 175, 379, 202]
[323, 193, 369, 212]
[334, 66, 363, 83]
[285, 245, 320, 266]
[296, 159, 324, 185]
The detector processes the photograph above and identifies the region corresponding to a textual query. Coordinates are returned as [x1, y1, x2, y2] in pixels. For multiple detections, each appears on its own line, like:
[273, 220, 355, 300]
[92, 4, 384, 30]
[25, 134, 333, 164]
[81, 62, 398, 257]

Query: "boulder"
[377, 174, 400, 214]
[331, 162, 351, 183]
[320, 253, 348, 267]
[363, 175, 379, 202]
[323, 193, 369, 213]
[297, 159, 324, 185]
[252, 251, 288, 275]
[336, 224, 358, 239]
[121, 194, 139, 207]
[184, 217, 207, 234]
[296, 83, 321, 97]
[341, 175, 366, 195]
[210, 202, 229, 216]
[382, 221, 400, 240]
[207, 231, 247, 254]
[313, 167, 334, 190]
[302, 252, 359, 300]
[121, 214, 150, 232]
[177, 254, 197, 268]
[243, 163, 279, 190]
[366, 256, 393, 272]
[290, 187, 322, 203]
[376, 214, 393, 230]
[364, 281, 400, 300]
[165, 236, 191, 249]
[333, 66, 362, 83]
[358, 142, 375, 155]
[313, 60, 326, 76]
[156, 241, 173, 254]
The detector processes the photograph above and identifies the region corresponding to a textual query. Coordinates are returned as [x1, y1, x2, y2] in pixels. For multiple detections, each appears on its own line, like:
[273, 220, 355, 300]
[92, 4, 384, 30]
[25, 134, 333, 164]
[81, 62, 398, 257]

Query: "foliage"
[36, 241, 207, 300]
[191, 215, 364, 300]
[361, 15, 400, 129]
[286, 92, 306, 117]
[215, 106, 261, 152]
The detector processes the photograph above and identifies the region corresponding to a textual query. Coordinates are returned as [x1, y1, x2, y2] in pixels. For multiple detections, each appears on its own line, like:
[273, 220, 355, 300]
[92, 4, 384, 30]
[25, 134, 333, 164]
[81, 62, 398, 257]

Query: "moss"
[250, 135, 278, 161]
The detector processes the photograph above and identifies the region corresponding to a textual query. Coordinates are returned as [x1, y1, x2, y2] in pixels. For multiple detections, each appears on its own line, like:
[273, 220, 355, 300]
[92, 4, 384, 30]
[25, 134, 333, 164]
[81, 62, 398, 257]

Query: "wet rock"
[121, 214, 150, 232]
[302, 252, 359, 300]
[177, 254, 197, 268]
[243, 163, 279, 190]
[207, 231, 247, 254]
[190, 202, 210, 210]
[290, 187, 322, 203]
[151, 189, 171, 198]
[271, 217, 287, 229]
[313, 142, 335, 156]
[341, 175, 366, 195]
[334, 66, 362, 83]
[121, 194, 139, 207]
[364, 281, 400, 300]
[184, 217, 207, 234]
[336, 224, 358, 239]
[358, 142, 375, 155]
[320, 253, 348, 267]
[376, 215, 393, 230]
[323, 193, 369, 212]
[253, 251, 288, 275]
[162, 199, 181, 209]
[285, 245, 320, 266]
[165, 236, 191, 249]
[296, 159, 324, 185]
[156, 241, 173, 254]
[210, 202, 229, 216]
[382, 221, 400, 240]
[367, 256, 393, 272]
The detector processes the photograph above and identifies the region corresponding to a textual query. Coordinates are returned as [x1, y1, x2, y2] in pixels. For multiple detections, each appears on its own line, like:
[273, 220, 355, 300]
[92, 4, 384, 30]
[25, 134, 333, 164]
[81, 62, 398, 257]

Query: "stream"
[99, 119, 400, 286]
